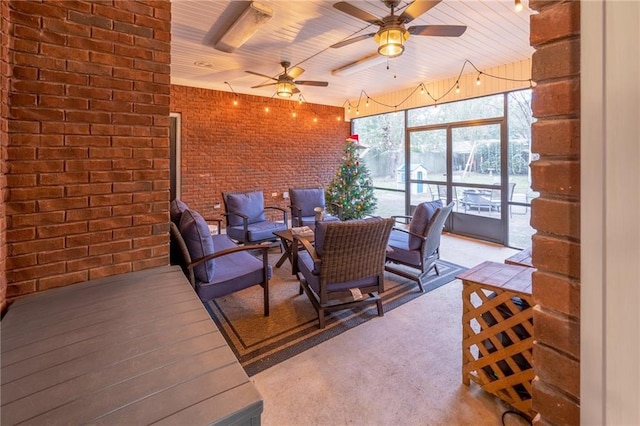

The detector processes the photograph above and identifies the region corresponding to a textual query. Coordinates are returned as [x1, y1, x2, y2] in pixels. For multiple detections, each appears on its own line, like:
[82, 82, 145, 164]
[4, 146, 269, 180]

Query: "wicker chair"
[293, 217, 394, 328]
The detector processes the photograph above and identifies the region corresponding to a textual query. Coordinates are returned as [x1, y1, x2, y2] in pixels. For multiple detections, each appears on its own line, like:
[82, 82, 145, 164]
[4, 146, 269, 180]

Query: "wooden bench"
[1, 265, 263, 425]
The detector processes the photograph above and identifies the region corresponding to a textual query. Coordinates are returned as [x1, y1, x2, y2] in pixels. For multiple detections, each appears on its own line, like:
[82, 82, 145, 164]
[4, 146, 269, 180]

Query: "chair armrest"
[203, 217, 222, 234]
[293, 235, 321, 274]
[391, 226, 426, 240]
[188, 244, 270, 269]
[264, 206, 289, 224]
[327, 202, 343, 220]
[390, 214, 412, 220]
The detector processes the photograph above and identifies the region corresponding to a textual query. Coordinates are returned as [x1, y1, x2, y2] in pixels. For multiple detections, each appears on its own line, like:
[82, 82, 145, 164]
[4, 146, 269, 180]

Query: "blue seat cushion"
[179, 209, 215, 283]
[170, 199, 189, 224]
[196, 234, 273, 302]
[386, 229, 422, 266]
[298, 214, 340, 228]
[290, 188, 326, 216]
[298, 250, 378, 295]
[225, 190, 266, 226]
[226, 220, 287, 243]
[408, 200, 442, 250]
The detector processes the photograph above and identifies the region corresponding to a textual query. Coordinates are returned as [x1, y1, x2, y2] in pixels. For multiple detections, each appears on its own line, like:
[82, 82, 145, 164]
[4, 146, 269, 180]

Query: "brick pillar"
[529, 1, 581, 424]
[4, 0, 171, 301]
[0, 0, 9, 314]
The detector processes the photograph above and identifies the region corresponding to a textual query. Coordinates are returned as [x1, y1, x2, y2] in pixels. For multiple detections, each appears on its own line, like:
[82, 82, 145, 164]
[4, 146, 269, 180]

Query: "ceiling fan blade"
[292, 87, 300, 94]
[330, 33, 375, 49]
[399, 0, 441, 23]
[245, 70, 278, 80]
[251, 82, 277, 89]
[408, 25, 467, 37]
[287, 66, 305, 79]
[333, 2, 384, 26]
[294, 80, 329, 87]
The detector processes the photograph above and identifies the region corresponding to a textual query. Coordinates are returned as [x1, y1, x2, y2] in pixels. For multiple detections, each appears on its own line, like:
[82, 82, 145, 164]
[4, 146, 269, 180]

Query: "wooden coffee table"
[273, 229, 314, 271]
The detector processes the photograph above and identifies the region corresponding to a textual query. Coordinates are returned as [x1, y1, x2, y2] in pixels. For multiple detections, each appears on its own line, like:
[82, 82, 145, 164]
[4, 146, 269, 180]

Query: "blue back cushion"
[408, 200, 442, 250]
[225, 191, 266, 227]
[290, 188, 325, 216]
[179, 209, 215, 283]
[170, 199, 189, 224]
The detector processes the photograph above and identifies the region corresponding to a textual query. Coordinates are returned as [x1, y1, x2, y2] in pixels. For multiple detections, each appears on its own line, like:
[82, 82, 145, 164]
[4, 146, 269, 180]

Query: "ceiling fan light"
[375, 26, 408, 58]
[276, 81, 294, 97]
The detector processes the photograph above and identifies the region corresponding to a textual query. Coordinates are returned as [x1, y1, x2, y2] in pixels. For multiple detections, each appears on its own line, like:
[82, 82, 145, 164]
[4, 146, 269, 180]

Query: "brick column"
[4, 1, 171, 301]
[529, 1, 581, 424]
[0, 0, 9, 313]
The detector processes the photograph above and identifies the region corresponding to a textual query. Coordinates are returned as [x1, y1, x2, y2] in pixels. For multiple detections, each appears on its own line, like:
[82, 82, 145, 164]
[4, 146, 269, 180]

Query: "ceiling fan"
[331, 0, 467, 58]
[245, 61, 329, 98]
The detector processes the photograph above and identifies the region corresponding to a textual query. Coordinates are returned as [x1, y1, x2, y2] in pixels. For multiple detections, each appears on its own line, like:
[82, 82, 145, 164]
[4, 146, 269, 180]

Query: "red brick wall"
[170, 85, 350, 220]
[3, 0, 171, 302]
[529, 1, 581, 424]
[1, 0, 9, 313]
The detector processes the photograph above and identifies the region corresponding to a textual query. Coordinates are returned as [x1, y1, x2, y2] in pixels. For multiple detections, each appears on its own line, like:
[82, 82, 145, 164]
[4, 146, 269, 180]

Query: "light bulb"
[233, 99, 238, 106]
[264, 106, 269, 112]
[366, 98, 369, 107]
[420, 85, 425, 95]
[515, 0, 523, 12]
[455, 82, 460, 93]
[476, 75, 481, 86]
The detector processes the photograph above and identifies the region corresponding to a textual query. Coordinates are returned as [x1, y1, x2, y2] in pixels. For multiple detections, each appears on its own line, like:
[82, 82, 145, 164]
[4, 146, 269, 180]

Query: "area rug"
[204, 253, 466, 376]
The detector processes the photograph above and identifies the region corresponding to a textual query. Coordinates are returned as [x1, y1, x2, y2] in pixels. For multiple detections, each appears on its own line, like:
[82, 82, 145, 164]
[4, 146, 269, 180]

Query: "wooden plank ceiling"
[170, 0, 534, 107]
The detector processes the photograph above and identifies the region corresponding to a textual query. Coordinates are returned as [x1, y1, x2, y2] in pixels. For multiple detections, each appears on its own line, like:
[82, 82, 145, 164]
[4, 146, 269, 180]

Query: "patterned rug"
[204, 253, 466, 376]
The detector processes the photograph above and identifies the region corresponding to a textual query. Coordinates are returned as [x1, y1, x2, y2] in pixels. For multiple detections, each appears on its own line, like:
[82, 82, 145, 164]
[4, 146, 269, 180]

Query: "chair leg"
[263, 282, 270, 316]
[376, 298, 383, 317]
[318, 309, 326, 329]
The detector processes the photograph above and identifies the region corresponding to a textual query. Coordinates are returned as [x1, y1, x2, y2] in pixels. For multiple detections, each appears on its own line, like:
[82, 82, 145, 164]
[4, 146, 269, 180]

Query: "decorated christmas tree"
[325, 136, 377, 220]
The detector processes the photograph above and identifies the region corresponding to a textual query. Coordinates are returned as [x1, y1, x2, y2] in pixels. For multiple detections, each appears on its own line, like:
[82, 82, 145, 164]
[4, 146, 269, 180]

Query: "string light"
[341, 59, 532, 116]
[365, 98, 370, 108]
[264, 105, 270, 112]
[514, 0, 523, 12]
[225, 81, 239, 106]
[313, 116, 318, 122]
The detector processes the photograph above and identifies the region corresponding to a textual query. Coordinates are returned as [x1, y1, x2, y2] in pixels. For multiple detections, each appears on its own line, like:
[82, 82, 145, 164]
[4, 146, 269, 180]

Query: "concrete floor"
[251, 234, 531, 426]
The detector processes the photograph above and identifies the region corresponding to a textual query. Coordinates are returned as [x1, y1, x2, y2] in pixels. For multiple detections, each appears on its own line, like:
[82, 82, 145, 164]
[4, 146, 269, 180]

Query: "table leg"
[275, 237, 292, 268]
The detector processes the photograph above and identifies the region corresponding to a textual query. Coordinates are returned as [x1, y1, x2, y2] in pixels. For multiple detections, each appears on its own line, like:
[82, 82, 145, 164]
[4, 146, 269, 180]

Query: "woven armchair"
[293, 217, 394, 328]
